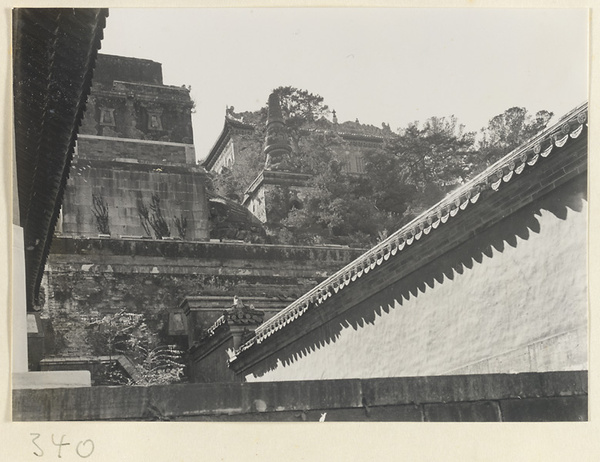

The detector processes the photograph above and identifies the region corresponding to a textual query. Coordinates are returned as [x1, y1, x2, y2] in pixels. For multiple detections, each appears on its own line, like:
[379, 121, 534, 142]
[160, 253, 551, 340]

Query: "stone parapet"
[12, 370, 587, 421]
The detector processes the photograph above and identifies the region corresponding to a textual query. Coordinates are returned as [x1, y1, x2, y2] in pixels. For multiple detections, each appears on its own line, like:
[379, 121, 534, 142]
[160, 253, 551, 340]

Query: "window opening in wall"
[148, 111, 163, 130]
[99, 108, 115, 126]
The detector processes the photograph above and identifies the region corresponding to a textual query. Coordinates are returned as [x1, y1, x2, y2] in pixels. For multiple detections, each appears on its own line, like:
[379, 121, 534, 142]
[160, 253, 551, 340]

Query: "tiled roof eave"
[202, 119, 234, 169]
[34, 10, 109, 307]
[204, 117, 388, 169]
[13, 8, 108, 310]
[243, 171, 266, 199]
[230, 101, 588, 362]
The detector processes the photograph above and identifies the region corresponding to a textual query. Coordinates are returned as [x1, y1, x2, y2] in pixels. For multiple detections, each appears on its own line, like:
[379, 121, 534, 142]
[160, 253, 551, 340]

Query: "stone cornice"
[78, 134, 194, 149]
[243, 170, 313, 203]
[180, 295, 294, 314]
[92, 81, 193, 105]
[71, 157, 206, 175]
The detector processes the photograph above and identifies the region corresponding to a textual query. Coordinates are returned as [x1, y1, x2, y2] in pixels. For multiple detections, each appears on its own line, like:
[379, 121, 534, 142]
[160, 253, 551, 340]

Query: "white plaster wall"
[247, 202, 588, 381]
[249, 187, 267, 223]
[214, 140, 235, 173]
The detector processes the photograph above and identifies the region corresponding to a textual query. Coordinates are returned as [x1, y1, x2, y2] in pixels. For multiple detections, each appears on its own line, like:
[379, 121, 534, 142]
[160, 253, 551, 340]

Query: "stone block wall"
[79, 54, 194, 144]
[61, 160, 209, 240]
[76, 136, 195, 165]
[40, 238, 364, 357]
[12, 370, 587, 422]
[93, 54, 163, 86]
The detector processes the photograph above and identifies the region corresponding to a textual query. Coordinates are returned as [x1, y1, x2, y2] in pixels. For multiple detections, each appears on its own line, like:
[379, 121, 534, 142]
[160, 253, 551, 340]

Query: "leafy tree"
[477, 107, 553, 169]
[265, 106, 479, 246]
[272, 86, 330, 156]
[371, 115, 477, 222]
[86, 309, 185, 386]
[213, 88, 553, 248]
[281, 144, 398, 247]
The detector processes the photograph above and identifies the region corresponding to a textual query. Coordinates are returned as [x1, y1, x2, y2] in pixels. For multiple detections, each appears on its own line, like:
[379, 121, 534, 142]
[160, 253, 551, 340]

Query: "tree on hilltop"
[477, 107, 553, 170]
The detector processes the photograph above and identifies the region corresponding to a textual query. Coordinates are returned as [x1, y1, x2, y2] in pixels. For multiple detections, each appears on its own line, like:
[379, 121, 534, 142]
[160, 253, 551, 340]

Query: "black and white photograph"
[4, 3, 596, 460]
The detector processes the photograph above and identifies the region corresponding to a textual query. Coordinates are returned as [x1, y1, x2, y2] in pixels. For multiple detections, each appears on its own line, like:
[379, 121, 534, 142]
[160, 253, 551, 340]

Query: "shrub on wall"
[86, 309, 185, 386]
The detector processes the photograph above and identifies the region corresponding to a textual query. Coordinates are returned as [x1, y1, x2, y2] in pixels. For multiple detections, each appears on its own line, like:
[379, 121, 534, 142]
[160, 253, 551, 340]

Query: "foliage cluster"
[86, 309, 185, 386]
[213, 86, 554, 247]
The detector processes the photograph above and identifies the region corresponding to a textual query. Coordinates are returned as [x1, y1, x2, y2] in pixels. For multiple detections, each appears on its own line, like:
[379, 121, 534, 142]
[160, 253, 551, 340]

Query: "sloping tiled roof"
[203, 113, 390, 171]
[232, 101, 588, 358]
[202, 116, 255, 170]
[205, 301, 265, 338]
[13, 8, 108, 310]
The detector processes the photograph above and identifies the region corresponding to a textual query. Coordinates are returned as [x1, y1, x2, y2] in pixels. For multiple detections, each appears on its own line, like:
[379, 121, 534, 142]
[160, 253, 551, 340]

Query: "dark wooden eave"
[13, 8, 108, 310]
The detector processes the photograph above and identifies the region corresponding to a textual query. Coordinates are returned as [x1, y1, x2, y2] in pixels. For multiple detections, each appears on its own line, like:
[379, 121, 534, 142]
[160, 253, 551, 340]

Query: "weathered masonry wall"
[41, 239, 363, 356]
[92, 54, 163, 86]
[12, 371, 587, 422]
[77, 136, 195, 165]
[61, 160, 209, 240]
[80, 54, 194, 144]
[239, 170, 588, 381]
[191, 332, 240, 383]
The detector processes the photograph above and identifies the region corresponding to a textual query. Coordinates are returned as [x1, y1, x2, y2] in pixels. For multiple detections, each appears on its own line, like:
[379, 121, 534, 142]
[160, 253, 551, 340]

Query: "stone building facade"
[80, 54, 194, 144]
[38, 55, 364, 379]
[203, 97, 391, 225]
[58, 54, 209, 242]
[42, 237, 363, 363]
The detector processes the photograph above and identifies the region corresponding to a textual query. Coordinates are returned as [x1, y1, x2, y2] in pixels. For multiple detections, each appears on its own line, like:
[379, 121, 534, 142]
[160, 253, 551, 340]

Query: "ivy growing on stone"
[148, 194, 170, 239]
[91, 194, 110, 235]
[137, 194, 171, 239]
[173, 214, 188, 240]
[137, 198, 152, 237]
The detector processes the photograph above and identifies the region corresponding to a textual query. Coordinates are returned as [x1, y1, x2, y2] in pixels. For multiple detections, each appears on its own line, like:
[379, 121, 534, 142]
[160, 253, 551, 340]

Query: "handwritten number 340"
[30, 433, 94, 458]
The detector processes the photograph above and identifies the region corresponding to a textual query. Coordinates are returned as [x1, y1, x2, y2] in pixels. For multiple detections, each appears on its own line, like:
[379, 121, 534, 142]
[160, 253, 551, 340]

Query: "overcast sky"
[99, 8, 588, 161]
